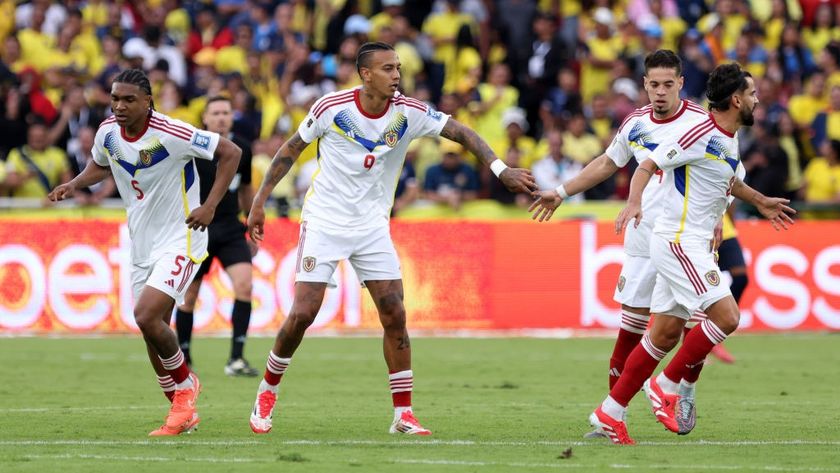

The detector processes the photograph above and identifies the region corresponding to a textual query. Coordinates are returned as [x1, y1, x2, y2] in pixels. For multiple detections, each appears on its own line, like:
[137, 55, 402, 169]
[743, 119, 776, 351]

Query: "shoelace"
[677, 398, 693, 422]
[257, 391, 276, 418]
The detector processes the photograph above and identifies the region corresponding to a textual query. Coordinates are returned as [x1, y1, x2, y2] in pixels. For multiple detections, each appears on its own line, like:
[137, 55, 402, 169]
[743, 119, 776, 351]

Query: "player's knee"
[287, 309, 318, 329]
[716, 310, 740, 334]
[650, 329, 681, 352]
[380, 308, 407, 332]
[232, 278, 253, 300]
[133, 307, 157, 333]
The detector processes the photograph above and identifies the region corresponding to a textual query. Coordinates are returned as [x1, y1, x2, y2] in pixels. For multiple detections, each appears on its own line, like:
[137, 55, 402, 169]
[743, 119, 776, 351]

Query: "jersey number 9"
[364, 154, 375, 170]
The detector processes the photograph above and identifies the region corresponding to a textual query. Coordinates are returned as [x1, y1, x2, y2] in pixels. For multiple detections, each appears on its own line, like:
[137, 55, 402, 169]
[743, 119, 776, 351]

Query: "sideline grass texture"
[0, 334, 837, 472]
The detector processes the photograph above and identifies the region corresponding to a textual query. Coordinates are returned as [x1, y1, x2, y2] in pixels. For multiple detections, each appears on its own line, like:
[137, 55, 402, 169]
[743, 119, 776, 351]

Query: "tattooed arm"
[248, 132, 309, 241]
[439, 118, 536, 193]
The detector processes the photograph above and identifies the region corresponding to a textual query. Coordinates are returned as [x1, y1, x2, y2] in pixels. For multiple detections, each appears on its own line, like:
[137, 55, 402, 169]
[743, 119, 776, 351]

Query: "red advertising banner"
[0, 219, 838, 333]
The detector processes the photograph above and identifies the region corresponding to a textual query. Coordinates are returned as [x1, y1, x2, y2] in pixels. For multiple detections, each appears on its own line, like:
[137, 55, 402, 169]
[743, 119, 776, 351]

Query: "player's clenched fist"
[248, 206, 266, 242]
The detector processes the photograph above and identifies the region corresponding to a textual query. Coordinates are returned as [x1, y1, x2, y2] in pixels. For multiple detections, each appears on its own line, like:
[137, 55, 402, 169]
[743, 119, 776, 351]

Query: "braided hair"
[113, 68, 155, 110]
[355, 41, 395, 75]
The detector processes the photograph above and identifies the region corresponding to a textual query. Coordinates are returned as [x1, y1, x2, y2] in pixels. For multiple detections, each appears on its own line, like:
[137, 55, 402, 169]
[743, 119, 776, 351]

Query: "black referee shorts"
[195, 220, 253, 279]
[717, 237, 746, 272]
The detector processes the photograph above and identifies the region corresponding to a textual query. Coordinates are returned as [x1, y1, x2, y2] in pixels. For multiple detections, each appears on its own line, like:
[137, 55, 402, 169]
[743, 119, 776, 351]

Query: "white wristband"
[555, 184, 570, 199]
[489, 159, 508, 177]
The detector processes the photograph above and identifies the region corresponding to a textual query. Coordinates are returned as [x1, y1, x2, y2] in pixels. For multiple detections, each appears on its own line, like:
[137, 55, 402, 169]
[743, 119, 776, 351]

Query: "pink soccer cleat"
[588, 407, 635, 445]
[249, 389, 277, 434]
[643, 377, 679, 433]
[389, 410, 432, 435]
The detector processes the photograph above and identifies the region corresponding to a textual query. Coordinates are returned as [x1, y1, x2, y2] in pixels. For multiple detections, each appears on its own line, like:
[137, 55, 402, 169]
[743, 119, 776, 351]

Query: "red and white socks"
[389, 370, 413, 419]
[665, 319, 728, 387]
[158, 350, 193, 389]
[609, 310, 649, 388]
[157, 374, 175, 401]
[603, 333, 668, 419]
[261, 351, 290, 393]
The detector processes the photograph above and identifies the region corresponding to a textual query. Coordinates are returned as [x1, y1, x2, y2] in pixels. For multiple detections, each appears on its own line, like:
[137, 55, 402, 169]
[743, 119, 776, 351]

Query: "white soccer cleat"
[249, 389, 276, 434]
[389, 410, 432, 435]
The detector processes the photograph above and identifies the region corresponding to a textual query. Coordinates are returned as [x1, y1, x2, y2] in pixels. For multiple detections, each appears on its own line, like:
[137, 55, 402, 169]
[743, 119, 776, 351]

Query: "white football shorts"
[131, 250, 204, 306]
[613, 254, 657, 308]
[294, 221, 401, 284]
[650, 234, 732, 320]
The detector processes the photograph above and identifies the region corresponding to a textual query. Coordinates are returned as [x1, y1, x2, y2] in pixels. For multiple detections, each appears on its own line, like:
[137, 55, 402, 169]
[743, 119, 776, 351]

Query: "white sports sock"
[656, 372, 680, 394]
[394, 406, 412, 421]
[679, 380, 696, 399]
[259, 378, 279, 394]
[601, 396, 626, 422]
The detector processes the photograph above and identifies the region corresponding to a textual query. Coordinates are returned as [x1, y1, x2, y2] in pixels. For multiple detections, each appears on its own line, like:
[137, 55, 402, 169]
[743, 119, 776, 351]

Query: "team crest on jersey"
[617, 275, 626, 292]
[139, 149, 152, 166]
[705, 270, 720, 286]
[332, 110, 408, 152]
[302, 256, 316, 272]
[666, 148, 679, 160]
[384, 130, 398, 147]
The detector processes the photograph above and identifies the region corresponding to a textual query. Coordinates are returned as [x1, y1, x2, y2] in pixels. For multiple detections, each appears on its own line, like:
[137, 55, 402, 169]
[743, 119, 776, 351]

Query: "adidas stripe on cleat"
[643, 377, 679, 433]
[588, 407, 635, 445]
[389, 410, 431, 436]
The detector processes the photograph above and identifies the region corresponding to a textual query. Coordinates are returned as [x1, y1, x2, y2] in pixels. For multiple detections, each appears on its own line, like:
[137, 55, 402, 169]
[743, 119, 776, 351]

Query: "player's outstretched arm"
[248, 132, 309, 242]
[730, 178, 796, 231]
[187, 136, 242, 231]
[615, 159, 657, 235]
[48, 160, 112, 202]
[439, 118, 537, 193]
[529, 153, 620, 222]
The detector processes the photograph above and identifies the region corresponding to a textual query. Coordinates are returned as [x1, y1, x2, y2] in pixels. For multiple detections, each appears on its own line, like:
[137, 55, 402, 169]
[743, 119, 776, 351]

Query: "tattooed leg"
[367, 279, 410, 372]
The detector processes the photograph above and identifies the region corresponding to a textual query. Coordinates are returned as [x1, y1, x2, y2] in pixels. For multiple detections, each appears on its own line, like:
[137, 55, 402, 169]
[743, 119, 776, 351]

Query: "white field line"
[12, 454, 837, 471]
[396, 459, 840, 472]
[22, 453, 263, 463]
[1, 439, 838, 447]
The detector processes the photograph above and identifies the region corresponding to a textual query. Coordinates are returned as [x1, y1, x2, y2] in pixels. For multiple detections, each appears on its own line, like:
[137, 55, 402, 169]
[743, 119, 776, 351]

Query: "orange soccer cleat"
[150, 373, 201, 436]
[588, 407, 635, 445]
[389, 410, 432, 435]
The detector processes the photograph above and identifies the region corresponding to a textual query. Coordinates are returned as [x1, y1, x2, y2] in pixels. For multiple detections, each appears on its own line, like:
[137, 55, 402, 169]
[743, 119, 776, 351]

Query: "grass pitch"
[0, 334, 837, 472]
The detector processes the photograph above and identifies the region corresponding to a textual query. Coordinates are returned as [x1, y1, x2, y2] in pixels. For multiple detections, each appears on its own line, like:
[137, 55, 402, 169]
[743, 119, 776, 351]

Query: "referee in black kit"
[175, 96, 259, 376]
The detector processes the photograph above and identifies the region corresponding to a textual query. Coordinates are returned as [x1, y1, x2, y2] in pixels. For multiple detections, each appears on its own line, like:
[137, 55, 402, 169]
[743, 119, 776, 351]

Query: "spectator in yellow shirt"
[788, 71, 827, 128]
[580, 8, 624, 103]
[369, 0, 404, 42]
[562, 113, 602, 165]
[5, 120, 71, 200]
[443, 24, 482, 95]
[802, 139, 840, 218]
[492, 107, 538, 169]
[802, 3, 840, 57]
[472, 63, 519, 150]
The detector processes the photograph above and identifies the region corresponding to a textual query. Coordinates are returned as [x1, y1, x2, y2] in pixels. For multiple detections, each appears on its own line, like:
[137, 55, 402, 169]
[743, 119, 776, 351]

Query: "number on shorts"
[131, 179, 144, 200]
[171, 255, 186, 275]
[363, 154, 375, 170]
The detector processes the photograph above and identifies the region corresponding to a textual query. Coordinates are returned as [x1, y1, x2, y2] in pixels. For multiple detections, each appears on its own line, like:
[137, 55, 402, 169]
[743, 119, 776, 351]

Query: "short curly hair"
[706, 64, 752, 112]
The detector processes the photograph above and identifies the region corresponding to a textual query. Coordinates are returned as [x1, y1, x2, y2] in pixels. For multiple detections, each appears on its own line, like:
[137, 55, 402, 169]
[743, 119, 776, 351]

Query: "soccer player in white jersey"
[48, 69, 242, 436]
[588, 64, 795, 445]
[529, 50, 712, 432]
[246, 42, 536, 435]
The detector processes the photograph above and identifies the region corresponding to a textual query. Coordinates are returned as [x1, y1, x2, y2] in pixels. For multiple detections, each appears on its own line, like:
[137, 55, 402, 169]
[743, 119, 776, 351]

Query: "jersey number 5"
[363, 154, 375, 170]
[131, 179, 145, 200]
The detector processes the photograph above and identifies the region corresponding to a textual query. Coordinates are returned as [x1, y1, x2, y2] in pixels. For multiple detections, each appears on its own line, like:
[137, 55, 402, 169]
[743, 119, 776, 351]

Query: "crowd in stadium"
[0, 0, 839, 217]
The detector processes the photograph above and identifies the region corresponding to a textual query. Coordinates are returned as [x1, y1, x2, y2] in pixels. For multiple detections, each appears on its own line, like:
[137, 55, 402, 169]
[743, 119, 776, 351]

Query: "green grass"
[0, 334, 837, 472]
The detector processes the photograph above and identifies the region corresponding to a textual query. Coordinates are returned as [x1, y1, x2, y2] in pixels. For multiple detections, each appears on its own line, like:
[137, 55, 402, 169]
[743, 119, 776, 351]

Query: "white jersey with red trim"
[649, 114, 744, 245]
[297, 87, 449, 229]
[605, 100, 709, 256]
[92, 110, 220, 265]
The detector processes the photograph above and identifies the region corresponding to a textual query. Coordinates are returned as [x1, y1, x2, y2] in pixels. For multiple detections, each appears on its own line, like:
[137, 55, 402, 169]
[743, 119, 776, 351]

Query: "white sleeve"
[649, 139, 701, 172]
[92, 127, 110, 167]
[410, 103, 449, 138]
[728, 161, 747, 206]
[297, 103, 330, 143]
[184, 126, 220, 161]
[605, 126, 634, 167]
